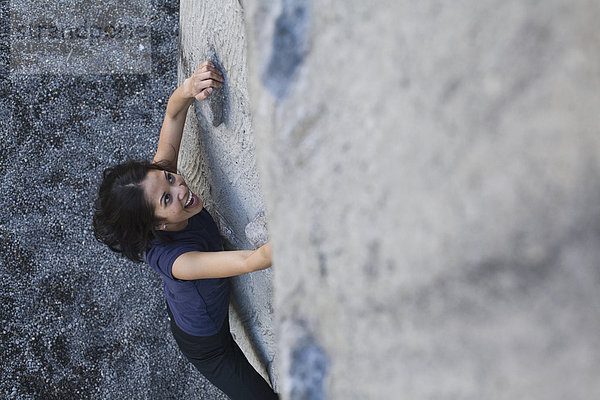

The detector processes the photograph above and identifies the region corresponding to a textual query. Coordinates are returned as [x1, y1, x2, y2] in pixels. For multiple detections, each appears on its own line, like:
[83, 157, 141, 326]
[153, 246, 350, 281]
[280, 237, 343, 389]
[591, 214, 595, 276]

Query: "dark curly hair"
[93, 160, 175, 263]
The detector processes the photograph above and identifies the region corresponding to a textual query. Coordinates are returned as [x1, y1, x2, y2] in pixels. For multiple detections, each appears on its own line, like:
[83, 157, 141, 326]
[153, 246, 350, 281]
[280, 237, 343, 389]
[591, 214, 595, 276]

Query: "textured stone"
[1, 1, 228, 398]
[244, 0, 600, 399]
[245, 210, 270, 249]
[178, 0, 278, 389]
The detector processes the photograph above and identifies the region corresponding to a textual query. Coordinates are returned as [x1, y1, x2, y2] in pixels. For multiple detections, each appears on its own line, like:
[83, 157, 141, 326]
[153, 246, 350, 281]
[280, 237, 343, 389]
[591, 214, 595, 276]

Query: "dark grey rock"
[1, 1, 226, 398]
[206, 47, 227, 127]
[262, 0, 310, 99]
[289, 325, 328, 400]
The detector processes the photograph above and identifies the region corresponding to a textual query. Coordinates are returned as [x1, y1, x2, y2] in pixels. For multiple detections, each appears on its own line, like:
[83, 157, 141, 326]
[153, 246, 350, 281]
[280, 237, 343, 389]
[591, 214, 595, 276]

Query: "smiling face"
[141, 169, 203, 231]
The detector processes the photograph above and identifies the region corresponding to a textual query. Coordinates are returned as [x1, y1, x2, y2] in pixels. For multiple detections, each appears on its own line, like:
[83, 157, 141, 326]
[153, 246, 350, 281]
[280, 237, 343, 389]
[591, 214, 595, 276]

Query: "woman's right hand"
[251, 243, 272, 272]
[184, 61, 224, 101]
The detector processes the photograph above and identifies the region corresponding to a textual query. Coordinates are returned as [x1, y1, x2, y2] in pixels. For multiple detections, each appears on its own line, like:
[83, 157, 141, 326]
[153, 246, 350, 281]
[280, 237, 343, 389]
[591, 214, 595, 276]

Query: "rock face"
[178, 0, 277, 388]
[241, 0, 600, 399]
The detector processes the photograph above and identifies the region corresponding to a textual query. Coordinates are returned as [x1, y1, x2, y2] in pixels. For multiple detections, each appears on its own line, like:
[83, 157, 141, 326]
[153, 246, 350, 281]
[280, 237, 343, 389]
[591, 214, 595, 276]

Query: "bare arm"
[172, 243, 272, 280]
[153, 61, 223, 170]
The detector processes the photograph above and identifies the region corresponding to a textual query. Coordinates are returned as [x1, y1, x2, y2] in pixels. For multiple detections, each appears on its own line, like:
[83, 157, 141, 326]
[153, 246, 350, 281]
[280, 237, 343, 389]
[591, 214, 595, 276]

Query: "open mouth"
[185, 189, 197, 208]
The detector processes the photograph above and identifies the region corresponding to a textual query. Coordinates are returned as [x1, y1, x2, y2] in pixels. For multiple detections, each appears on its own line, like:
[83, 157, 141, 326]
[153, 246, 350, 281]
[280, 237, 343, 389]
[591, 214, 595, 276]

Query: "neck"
[166, 219, 189, 231]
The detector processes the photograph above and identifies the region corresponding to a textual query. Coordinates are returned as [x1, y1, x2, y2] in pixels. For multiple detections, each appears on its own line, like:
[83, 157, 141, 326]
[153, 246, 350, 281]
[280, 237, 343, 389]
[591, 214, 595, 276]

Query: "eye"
[164, 193, 171, 204]
[167, 173, 174, 183]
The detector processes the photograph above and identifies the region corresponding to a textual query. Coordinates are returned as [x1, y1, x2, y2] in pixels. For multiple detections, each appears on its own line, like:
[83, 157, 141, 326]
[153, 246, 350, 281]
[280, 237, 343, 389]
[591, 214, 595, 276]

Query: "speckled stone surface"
[1, 1, 226, 398]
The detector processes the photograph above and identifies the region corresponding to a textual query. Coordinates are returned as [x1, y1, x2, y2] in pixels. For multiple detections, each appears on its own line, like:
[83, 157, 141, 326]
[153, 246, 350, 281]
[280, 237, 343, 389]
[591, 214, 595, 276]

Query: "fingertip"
[195, 88, 212, 101]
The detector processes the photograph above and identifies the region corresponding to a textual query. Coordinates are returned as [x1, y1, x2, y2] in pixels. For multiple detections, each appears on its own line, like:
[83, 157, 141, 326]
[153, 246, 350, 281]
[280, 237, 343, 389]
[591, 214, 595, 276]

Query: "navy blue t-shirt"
[145, 208, 230, 336]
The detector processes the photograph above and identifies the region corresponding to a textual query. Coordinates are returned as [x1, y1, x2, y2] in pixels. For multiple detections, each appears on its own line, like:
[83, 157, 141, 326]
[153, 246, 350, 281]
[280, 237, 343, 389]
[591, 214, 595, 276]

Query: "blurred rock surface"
[244, 0, 600, 399]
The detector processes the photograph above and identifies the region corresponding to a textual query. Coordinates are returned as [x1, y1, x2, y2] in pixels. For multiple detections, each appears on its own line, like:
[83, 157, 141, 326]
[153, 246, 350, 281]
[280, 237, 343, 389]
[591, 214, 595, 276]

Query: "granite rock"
[245, 210, 270, 249]
[178, 0, 278, 390]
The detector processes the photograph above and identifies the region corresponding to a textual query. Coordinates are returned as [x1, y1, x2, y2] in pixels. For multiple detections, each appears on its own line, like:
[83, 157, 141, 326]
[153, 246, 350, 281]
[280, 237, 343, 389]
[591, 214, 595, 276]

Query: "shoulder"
[146, 211, 219, 277]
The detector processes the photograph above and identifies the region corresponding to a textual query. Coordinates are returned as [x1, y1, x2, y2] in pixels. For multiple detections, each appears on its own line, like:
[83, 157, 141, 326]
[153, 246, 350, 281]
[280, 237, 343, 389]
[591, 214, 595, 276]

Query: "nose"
[173, 174, 188, 200]
[176, 185, 187, 201]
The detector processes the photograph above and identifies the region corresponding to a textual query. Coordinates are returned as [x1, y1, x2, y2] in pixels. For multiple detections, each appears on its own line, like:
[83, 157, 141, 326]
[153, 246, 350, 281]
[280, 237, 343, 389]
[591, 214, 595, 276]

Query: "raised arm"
[153, 61, 224, 170]
[172, 243, 272, 280]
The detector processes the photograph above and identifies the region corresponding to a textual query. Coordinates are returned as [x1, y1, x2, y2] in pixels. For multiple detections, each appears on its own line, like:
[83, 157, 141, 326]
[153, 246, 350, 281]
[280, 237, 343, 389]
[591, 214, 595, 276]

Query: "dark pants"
[167, 305, 278, 400]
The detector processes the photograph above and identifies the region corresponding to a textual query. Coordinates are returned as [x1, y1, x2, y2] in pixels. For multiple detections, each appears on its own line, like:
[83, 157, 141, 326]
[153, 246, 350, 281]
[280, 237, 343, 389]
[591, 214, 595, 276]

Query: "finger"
[192, 78, 224, 93]
[195, 61, 214, 74]
[194, 63, 207, 74]
[194, 80, 222, 93]
[196, 70, 224, 83]
[195, 87, 212, 101]
[205, 65, 223, 77]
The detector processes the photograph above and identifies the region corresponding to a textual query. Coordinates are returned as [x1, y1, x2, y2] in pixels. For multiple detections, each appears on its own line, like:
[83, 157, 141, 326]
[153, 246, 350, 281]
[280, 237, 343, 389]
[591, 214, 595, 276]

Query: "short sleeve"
[146, 241, 202, 280]
[145, 210, 221, 281]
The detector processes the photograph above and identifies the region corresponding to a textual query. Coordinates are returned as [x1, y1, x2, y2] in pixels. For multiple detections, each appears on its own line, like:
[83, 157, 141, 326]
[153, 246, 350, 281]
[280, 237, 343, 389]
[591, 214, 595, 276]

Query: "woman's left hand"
[185, 61, 224, 101]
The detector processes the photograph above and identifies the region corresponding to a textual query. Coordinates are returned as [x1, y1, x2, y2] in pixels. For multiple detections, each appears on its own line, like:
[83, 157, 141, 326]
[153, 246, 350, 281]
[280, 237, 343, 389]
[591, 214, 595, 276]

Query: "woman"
[93, 61, 278, 399]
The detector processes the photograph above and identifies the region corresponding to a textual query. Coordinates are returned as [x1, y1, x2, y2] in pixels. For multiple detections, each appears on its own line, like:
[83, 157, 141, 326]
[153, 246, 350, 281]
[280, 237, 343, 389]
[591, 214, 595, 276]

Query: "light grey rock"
[245, 210, 270, 249]
[178, 0, 278, 391]
[243, 0, 600, 399]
